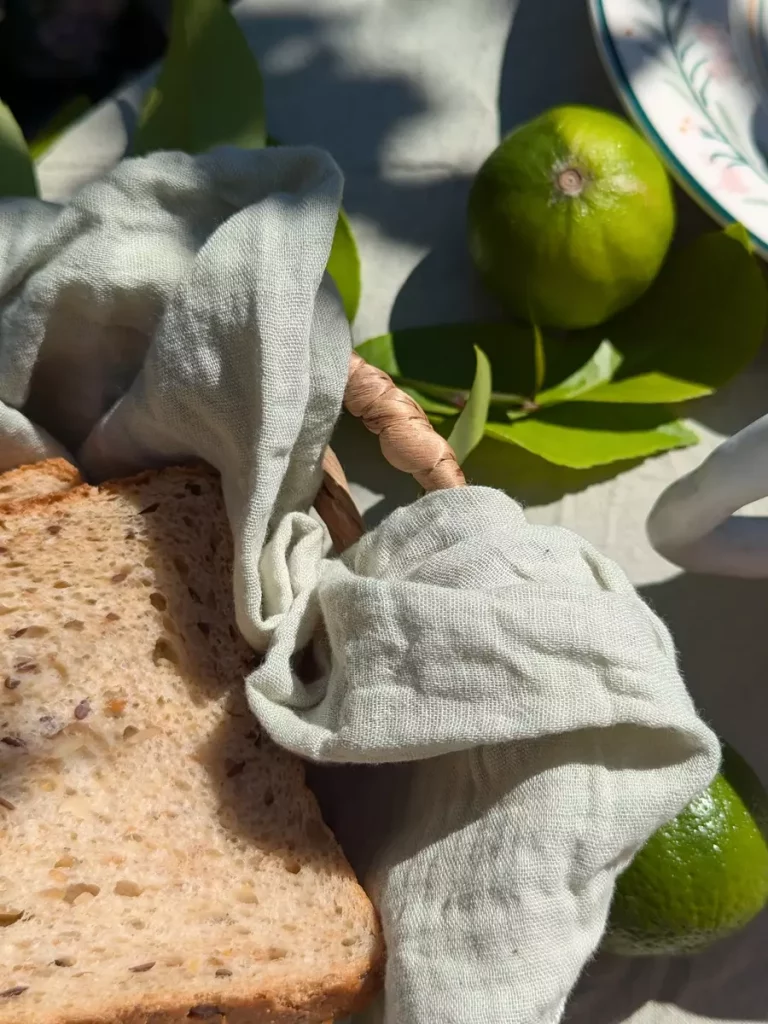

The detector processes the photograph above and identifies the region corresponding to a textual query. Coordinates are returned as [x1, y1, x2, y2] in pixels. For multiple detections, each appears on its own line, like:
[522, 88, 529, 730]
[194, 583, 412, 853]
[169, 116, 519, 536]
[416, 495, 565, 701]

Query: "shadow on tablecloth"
[567, 907, 768, 1024]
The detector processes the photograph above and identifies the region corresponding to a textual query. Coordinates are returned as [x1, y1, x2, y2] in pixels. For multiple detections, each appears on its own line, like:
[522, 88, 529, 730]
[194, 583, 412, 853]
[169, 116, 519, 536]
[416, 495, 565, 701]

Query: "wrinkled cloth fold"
[0, 147, 720, 1024]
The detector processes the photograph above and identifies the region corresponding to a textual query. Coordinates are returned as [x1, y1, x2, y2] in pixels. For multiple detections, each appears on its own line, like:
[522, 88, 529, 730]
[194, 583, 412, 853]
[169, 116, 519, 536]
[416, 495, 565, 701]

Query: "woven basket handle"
[315, 352, 466, 552]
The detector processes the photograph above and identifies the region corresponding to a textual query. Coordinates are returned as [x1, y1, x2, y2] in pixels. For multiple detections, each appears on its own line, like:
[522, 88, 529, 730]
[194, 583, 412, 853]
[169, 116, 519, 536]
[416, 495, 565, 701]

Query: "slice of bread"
[0, 460, 83, 509]
[0, 466, 382, 1024]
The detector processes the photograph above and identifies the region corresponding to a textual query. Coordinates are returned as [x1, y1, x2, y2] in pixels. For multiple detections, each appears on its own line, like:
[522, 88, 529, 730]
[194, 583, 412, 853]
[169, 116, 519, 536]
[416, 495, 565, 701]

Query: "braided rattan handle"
[315, 352, 466, 551]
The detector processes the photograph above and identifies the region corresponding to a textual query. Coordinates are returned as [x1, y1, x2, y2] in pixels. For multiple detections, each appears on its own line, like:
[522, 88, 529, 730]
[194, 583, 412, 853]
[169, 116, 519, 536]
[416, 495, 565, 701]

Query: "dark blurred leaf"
[134, 0, 265, 155]
[447, 346, 492, 464]
[0, 99, 36, 197]
[578, 229, 767, 403]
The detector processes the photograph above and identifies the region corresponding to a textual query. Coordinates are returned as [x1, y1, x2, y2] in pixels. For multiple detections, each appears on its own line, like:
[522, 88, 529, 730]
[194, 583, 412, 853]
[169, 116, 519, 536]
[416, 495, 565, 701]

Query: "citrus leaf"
[0, 99, 37, 197]
[355, 323, 592, 409]
[327, 210, 361, 323]
[574, 373, 704, 404]
[447, 346, 492, 465]
[356, 334, 402, 376]
[486, 403, 698, 469]
[533, 322, 546, 395]
[536, 339, 622, 406]
[578, 229, 767, 404]
[29, 96, 91, 160]
[134, 0, 265, 156]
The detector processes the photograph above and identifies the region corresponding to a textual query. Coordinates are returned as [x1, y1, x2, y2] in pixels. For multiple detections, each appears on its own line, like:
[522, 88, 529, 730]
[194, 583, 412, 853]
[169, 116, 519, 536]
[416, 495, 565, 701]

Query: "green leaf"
[134, 0, 265, 156]
[356, 333, 402, 377]
[0, 99, 37, 197]
[356, 323, 592, 409]
[533, 322, 546, 395]
[29, 96, 91, 160]
[573, 373, 699, 404]
[578, 229, 767, 403]
[486, 403, 698, 469]
[536, 339, 622, 406]
[327, 210, 361, 323]
[447, 346, 492, 464]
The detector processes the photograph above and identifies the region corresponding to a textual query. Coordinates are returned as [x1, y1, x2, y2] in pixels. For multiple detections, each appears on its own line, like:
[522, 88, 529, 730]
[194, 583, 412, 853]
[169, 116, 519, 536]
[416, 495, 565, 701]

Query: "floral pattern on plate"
[589, 0, 768, 257]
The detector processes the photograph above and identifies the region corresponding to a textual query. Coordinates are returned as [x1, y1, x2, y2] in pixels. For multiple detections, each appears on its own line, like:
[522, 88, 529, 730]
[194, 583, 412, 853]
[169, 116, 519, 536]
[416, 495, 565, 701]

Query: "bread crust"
[0, 458, 83, 508]
[1, 961, 384, 1024]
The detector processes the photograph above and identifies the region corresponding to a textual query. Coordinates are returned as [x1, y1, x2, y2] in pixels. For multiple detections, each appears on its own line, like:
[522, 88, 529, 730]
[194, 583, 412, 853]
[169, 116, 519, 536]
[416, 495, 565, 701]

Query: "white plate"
[589, 0, 768, 259]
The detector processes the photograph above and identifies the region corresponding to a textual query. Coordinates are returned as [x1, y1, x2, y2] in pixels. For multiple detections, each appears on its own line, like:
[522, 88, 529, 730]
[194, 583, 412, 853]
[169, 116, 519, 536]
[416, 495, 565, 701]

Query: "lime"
[605, 744, 768, 956]
[467, 105, 675, 329]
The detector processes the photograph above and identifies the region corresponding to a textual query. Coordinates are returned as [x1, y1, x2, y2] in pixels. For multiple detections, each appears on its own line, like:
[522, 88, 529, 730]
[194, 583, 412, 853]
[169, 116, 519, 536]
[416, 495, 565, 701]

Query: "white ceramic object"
[647, 414, 768, 575]
[589, 0, 768, 259]
[591, 0, 768, 575]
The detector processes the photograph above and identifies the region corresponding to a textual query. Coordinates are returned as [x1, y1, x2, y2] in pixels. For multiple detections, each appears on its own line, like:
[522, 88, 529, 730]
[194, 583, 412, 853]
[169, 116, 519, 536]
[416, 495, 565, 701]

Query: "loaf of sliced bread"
[0, 466, 382, 1024]
[0, 459, 82, 508]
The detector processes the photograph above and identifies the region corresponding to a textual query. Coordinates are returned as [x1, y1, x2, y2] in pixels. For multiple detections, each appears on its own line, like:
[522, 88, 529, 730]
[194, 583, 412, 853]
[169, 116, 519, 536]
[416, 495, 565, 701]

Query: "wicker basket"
[315, 352, 466, 552]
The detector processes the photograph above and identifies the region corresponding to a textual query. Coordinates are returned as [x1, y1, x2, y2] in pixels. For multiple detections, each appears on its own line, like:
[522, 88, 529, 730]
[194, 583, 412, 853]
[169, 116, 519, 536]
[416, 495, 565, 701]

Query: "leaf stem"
[397, 377, 530, 408]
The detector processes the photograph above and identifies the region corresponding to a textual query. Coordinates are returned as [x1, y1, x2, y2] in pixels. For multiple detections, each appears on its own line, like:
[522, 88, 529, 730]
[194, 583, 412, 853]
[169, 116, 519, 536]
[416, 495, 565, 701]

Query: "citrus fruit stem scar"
[556, 167, 584, 196]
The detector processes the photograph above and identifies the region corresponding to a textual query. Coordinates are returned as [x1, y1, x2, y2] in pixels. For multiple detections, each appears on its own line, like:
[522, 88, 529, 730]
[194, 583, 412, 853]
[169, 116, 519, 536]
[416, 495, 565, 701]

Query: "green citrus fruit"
[605, 744, 768, 956]
[467, 105, 675, 329]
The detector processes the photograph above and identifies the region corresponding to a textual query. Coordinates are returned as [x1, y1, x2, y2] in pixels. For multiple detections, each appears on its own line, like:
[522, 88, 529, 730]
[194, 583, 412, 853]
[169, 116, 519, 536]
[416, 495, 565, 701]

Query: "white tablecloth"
[35, 2, 768, 1022]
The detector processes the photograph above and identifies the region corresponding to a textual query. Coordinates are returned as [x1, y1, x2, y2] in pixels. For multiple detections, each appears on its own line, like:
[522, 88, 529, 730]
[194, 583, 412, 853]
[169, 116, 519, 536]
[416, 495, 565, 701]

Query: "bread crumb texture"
[0, 466, 382, 1024]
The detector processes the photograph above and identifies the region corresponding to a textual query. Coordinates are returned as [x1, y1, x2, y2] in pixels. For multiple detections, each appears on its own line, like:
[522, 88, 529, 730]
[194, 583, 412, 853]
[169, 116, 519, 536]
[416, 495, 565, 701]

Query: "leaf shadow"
[387, 182, 504, 330]
[681, 319, 768, 439]
[231, 6, 525, 334]
[234, 9, 470, 263]
[498, 0, 624, 136]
